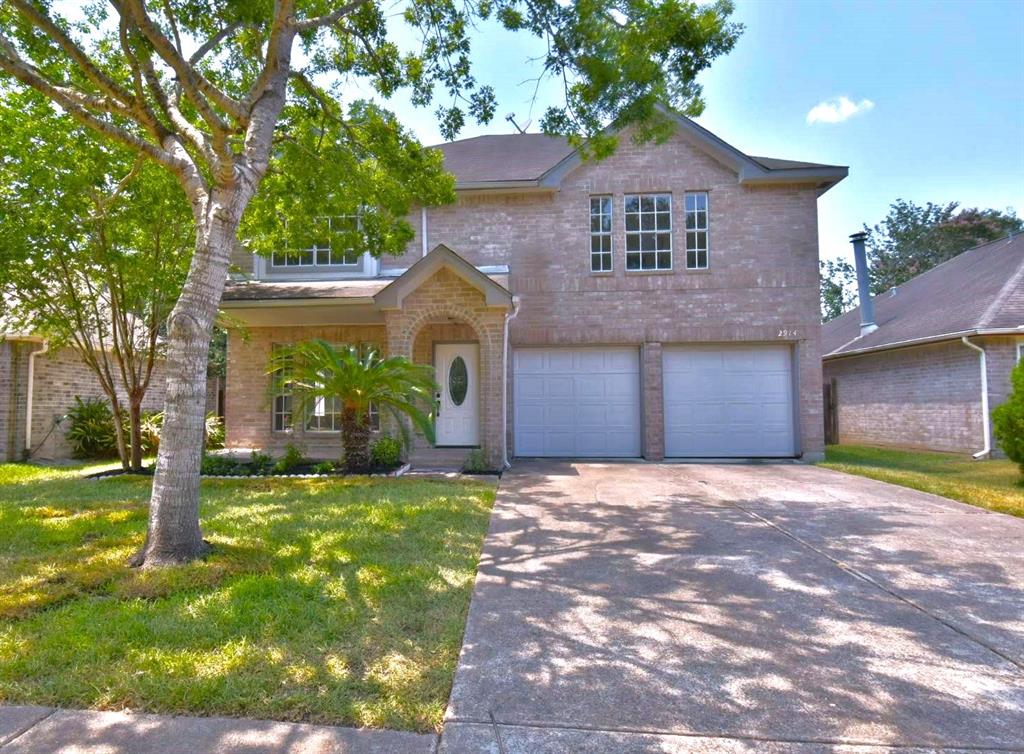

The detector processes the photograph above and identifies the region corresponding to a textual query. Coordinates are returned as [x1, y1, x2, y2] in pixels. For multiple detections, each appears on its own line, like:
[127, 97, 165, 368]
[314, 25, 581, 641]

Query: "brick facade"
[405, 128, 825, 459]
[225, 126, 831, 462]
[226, 324, 388, 458]
[0, 343, 180, 461]
[822, 336, 1021, 455]
[225, 268, 509, 467]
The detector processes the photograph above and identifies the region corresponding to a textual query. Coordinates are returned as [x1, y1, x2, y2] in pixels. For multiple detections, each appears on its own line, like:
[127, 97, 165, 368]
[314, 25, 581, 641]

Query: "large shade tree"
[0, 0, 741, 566]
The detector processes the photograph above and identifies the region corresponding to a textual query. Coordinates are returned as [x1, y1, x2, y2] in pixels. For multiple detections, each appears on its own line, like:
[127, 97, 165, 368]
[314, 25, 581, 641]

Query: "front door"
[435, 343, 480, 446]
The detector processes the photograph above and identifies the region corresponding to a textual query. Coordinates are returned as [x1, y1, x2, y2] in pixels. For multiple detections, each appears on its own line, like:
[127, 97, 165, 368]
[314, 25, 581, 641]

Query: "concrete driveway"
[440, 462, 1024, 753]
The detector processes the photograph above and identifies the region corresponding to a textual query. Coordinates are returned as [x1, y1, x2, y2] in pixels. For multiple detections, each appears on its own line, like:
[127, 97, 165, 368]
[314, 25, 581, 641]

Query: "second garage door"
[514, 347, 641, 457]
[663, 344, 796, 458]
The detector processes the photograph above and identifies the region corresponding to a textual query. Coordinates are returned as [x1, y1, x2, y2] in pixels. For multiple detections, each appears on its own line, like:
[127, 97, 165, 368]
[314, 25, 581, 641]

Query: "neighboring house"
[822, 233, 1024, 456]
[221, 110, 848, 467]
[0, 336, 169, 461]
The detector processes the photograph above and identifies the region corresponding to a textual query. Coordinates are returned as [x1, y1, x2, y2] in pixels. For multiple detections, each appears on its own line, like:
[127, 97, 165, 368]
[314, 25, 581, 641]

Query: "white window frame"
[624, 193, 673, 272]
[1017, 341, 1023, 363]
[589, 196, 613, 272]
[684, 191, 709, 270]
[270, 347, 293, 433]
[271, 215, 362, 269]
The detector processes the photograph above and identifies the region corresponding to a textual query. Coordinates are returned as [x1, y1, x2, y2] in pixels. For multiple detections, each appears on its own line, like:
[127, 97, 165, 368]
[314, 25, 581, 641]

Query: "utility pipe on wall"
[420, 207, 428, 257]
[961, 335, 991, 460]
[501, 296, 522, 469]
[24, 340, 49, 456]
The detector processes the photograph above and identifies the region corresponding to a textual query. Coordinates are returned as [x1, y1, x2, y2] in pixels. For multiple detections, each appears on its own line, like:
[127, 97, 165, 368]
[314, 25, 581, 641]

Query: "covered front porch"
[221, 245, 513, 470]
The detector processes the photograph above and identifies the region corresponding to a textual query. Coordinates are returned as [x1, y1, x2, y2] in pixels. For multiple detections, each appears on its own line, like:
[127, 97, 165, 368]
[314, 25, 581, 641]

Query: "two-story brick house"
[221, 110, 847, 467]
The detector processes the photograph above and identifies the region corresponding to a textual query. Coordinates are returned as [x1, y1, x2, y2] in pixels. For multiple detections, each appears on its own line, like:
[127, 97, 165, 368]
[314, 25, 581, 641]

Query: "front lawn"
[0, 463, 496, 732]
[820, 445, 1023, 517]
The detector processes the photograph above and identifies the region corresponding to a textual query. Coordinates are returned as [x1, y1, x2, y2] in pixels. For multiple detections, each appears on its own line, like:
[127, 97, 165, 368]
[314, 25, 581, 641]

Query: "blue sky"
[376, 0, 1024, 265]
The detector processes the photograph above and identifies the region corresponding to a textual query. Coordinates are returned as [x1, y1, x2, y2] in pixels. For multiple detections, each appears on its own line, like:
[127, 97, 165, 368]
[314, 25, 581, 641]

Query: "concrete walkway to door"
[440, 461, 1024, 753]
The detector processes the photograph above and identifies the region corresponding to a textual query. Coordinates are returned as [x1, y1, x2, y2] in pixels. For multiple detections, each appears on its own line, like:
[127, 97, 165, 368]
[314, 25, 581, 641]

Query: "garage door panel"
[664, 345, 795, 458]
[514, 347, 641, 458]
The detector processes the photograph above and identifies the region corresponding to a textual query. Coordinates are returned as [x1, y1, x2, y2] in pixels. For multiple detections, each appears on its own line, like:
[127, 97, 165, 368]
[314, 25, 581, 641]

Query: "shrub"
[201, 453, 238, 475]
[273, 443, 305, 474]
[65, 396, 118, 458]
[462, 448, 491, 474]
[135, 410, 163, 455]
[205, 413, 225, 450]
[249, 451, 274, 475]
[370, 436, 402, 469]
[312, 461, 336, 474]
[993, 360, 1024, 474]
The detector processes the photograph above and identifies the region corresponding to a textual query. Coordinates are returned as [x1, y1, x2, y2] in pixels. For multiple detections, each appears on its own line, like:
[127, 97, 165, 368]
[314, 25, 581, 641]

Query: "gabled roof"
[434, 134, 576, 188]
[434, 107, 848, 193]
[374, 244, 512, 309]
[823, 233, 1024, 358]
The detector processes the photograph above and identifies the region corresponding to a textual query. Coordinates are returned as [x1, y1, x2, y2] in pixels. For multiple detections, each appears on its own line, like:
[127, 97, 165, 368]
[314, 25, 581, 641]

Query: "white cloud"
[806, 96, 875, 125]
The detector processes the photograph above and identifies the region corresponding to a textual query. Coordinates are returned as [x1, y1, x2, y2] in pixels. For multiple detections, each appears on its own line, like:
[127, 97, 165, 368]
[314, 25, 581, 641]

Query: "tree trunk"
[342, 406, 371, 472]
[129, 399, 143, 472]
[108, 394, 130, 471]
[130, 190, 244, 567]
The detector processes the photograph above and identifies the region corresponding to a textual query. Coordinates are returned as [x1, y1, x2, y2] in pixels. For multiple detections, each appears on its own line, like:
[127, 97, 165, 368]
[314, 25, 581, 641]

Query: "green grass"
[820, 445, 1024, 517]
[0, 463, 496, 732]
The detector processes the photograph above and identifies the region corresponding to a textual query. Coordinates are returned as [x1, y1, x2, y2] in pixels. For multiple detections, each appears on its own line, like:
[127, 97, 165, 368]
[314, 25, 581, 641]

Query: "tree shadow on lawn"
[447, 463, 1024, 750]
[0, 474, 494, 733]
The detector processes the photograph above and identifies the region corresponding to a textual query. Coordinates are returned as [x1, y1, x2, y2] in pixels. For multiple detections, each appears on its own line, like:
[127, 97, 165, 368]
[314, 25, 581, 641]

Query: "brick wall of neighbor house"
[822, 340, 986, 454]
[27, 346, 171, 461]
[386, 127, 826, 458]
[985, 335, 1023, 457]
[0, 341, 32, 462]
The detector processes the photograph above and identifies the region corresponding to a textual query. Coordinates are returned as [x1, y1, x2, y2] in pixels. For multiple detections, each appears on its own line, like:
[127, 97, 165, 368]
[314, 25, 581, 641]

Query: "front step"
[408, 447, 471, 470]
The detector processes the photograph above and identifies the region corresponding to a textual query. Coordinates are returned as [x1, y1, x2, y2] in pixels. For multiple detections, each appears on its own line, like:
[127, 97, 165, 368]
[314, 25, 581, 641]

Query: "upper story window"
[685, 192, 709, 270]
[590, 196, 613, 272]
[625, 194, 672, 271]
[270, 215, 361, 269]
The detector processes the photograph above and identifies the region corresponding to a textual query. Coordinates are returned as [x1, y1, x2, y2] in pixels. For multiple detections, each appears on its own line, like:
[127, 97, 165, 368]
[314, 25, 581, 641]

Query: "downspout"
[25, 340, 49, 456]
[420, 207, 428, 257]
[961, 336, 991, 459]
[501, 296, 522, 469]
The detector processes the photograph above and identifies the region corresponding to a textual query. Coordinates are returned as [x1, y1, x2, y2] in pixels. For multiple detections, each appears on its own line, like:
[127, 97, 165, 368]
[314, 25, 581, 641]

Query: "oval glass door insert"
[448, 356, 468, 406]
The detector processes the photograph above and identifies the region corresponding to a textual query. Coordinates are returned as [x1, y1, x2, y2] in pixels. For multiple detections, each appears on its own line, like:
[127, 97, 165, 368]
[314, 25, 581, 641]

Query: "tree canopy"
[0, 87, 193, 468]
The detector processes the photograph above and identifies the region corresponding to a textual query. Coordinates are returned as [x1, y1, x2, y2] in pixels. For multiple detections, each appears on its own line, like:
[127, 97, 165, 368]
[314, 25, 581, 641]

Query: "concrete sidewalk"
[0, 706, 436, 754]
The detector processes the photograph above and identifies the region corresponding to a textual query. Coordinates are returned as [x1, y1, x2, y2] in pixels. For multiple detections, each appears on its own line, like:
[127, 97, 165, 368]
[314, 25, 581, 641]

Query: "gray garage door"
[663, 345, 795, 457]
[514, 347, 641, 457]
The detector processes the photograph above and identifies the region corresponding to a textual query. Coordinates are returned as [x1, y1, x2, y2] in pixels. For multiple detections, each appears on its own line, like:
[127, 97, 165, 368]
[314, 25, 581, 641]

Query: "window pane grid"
[589, 196, 612, 272]
[625, 194, 672, 271]
[271, 348, 292, 432]
[685, 192, 709, 270]
[272, 216, 362, 268]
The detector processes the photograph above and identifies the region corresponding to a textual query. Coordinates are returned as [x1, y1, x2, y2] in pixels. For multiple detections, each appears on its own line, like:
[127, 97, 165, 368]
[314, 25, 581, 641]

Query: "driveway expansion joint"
[0, 708, 56, 750]
[728, 498, 1024, 672]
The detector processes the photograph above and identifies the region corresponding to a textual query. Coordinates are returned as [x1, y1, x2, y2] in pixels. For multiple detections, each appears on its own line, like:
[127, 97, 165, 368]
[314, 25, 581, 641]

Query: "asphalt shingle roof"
[822, 233, 1024, 357]
[433, 134, 576, 184]
[433, 134, 844, 186]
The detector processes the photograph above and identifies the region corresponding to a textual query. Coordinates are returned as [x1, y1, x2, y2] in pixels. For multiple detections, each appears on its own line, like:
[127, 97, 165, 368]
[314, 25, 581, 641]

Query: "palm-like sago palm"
[269, 340, 436, 471]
